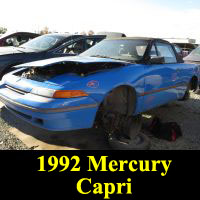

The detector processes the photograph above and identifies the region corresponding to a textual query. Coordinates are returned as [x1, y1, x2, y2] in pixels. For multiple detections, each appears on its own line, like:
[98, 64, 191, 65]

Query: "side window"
[136, 45, 147, 56]
[85, 38, 102, 50]
[174, 45, 182, 54]
[20, 34, 35, 45]
[156, 42, 177, 64]
[57, 39, 85, 54]
[4, 35, 20, 47]
[4, 34, 33, 46]
[149, 45, 157, 57]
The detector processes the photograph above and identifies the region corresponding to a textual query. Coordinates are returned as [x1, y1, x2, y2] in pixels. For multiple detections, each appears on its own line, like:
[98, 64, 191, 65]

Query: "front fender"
[62, 65, 145, 104]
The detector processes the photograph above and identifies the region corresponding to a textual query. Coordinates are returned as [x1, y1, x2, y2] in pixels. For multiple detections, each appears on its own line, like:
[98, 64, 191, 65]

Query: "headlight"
[31, 87, 56, 98]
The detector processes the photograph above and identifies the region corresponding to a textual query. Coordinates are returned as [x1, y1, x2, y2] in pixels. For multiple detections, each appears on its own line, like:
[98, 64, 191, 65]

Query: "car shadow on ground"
[0, 107, 110, 150]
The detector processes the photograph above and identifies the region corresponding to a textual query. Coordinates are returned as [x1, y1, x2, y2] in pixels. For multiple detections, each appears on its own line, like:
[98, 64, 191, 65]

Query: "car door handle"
[176, 68, 181, 72]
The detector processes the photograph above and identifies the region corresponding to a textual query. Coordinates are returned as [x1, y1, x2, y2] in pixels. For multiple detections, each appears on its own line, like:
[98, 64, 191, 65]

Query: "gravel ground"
[0, 91, 199, 150]
[144, 92, 200, 150]
[0, 117, 29, 150]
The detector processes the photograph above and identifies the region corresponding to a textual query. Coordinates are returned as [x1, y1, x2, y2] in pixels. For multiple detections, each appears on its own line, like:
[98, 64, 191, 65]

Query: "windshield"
[20, 35, 65, 51]
[80, 39, 149, 62]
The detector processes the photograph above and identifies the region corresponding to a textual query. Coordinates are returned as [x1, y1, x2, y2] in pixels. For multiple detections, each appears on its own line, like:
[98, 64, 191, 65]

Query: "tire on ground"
[108, 115, 151, 150]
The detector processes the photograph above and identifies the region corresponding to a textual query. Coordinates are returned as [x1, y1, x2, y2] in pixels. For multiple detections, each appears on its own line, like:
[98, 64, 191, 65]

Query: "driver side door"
[142, 41, 179, 111]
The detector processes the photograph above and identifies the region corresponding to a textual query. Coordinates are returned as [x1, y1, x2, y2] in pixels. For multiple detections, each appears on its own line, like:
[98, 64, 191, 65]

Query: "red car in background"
[0, 32, 40, 47]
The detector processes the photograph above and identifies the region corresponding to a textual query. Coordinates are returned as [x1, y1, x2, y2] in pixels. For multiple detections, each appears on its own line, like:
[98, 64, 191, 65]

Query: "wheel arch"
[96, 84, 138, 116]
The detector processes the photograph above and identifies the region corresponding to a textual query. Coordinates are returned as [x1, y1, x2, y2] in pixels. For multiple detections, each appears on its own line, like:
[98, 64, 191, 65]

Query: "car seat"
[73, 41, 84, 54]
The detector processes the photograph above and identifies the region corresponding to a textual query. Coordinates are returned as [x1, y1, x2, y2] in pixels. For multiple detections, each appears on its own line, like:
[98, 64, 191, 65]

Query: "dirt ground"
[0, 92, 200, 150]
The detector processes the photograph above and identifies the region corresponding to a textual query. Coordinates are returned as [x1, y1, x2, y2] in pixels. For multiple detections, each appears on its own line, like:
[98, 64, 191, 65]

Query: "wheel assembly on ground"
[108, 115, 151, 150]
[95, 86, 151, 150]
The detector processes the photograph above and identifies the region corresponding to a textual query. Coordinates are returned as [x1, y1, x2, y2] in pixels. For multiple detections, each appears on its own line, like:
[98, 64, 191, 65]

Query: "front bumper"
[0, 87, 99, 131]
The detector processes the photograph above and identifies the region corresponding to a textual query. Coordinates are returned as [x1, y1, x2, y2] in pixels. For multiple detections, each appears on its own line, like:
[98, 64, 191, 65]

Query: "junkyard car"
[0, 33, 107, 78]
[164, 38, 198, 57]
[96, 32, 126, 38]
[0, 32, 39, 47]
[173, 43, 198, 57]
[0, 38, 198, 145]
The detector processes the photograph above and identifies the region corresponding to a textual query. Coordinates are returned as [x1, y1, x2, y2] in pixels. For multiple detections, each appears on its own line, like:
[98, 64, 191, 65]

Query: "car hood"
[15, 56, 130, 68]
[5, 56, 129, 93]
[0, 46, 36, 55]
[184, 52, 200, 62]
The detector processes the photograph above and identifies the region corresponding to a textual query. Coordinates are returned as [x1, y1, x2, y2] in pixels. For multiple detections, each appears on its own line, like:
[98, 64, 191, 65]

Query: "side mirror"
[149, 56, 165, 64]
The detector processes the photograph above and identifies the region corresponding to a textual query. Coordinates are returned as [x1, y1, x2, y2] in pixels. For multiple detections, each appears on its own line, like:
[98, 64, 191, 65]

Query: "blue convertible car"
[0, 37, 199, 144]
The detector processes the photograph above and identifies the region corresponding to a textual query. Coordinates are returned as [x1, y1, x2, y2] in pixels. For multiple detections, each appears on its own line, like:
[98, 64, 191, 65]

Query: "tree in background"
[88, 30, 94, 35]
[40, 26, 49, 35]
[80, 31, 87, 35]
[0, 27, 7, 34]
[80, 31, 95, 35]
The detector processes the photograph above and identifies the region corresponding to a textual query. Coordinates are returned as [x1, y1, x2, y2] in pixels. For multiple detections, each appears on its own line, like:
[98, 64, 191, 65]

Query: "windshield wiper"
[108, 57, 136, 64]
[19, 46, 40, 51]
[15, 48, 26, 53]
[18, 46, 25, 48]
[90, 55, 134, 63]
[90, 55, 112, 59]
